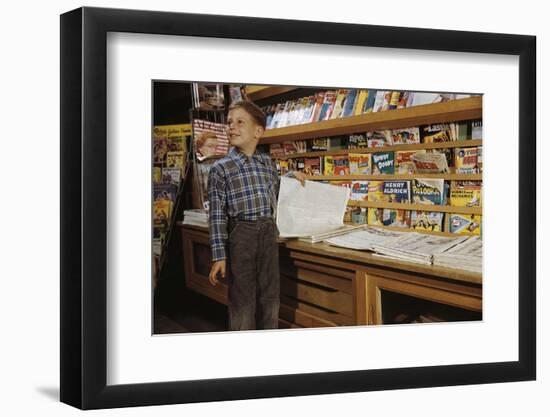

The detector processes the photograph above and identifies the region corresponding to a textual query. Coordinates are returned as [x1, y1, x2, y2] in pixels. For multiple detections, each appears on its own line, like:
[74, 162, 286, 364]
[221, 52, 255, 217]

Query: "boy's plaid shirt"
[207, 147, 279, 261]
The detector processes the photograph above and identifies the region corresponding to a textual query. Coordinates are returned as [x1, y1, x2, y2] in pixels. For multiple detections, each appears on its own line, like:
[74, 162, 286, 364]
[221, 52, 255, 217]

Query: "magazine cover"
[192, 83, 225, 110]
[382, 209, 411, 228]
[367, 181, 384, 201]
[422, 123, 455, 143]
[449, 213, 482, 235]
[367, 208, 384, 226]
[348, 133, 368, 148]
[350, 180, 369, 201]
[304, 157, 322, 175]
[396, 150, 425, 174]
[367, 130, 392, 147]
[333, 155, 350, 175]
[450, 181, 482, 207]
[351, 207, 368, 224]
[455, 147, 481, 173]
[372, 151, 395, 174]
[382, 181, 411, 203]
[349, 153, 371, 175]
[193, 119, 229, 161]
[390, 127, 420, 145]
[410, 211, 444, 232]
[412, 178, 446, 205]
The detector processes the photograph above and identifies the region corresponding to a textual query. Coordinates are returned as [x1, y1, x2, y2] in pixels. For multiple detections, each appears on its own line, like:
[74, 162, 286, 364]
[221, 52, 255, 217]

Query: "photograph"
[153, 82, 484, 333]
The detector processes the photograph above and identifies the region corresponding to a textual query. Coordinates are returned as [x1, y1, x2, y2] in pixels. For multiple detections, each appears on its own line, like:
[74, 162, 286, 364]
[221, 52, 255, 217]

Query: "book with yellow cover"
[368, 208, 384, 226]
[448, 213, 482, 235]
[450, 181, 482, 207]
[367, 181, 385, 201]
[349, 153, 371, 174]
[324, 156, 335, 175]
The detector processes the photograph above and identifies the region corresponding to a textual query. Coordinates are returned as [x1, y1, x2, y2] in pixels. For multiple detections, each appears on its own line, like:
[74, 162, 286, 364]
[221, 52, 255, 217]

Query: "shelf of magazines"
[260, 96, 482, 145]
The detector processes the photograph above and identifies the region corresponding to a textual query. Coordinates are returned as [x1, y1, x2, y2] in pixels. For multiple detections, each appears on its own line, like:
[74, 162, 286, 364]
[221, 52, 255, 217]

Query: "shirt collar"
[228, 147, 267, 166]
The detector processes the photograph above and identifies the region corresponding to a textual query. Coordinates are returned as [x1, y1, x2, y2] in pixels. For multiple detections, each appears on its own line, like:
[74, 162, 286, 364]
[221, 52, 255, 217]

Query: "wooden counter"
[179, 224, 482, 328]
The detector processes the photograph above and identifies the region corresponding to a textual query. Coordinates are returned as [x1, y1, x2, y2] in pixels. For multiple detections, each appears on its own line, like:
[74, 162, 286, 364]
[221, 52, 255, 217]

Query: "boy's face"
[226, 108, 264, 151]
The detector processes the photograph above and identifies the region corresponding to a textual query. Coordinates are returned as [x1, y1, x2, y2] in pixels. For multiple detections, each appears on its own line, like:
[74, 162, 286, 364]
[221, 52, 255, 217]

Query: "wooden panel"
[261, 96, 482, 144]
[280, 295, 354, 326]
[281, 275, 353, 317]
[285, 242, 482, 285]
[280, 264, 353, 294]
[246, 85, 298, 101]
[353, 271, 368, 325]
[279, 304, 337, 328]
[278, 139, 483, 160]
[278, 317, 302, 329]
[367, 273, 482, 312]
[281, 258, 355, 280]
[348, 200, 482, 215]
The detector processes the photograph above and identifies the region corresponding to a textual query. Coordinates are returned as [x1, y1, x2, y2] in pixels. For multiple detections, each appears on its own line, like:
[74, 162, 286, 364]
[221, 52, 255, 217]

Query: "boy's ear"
[255, 125, 265, 139]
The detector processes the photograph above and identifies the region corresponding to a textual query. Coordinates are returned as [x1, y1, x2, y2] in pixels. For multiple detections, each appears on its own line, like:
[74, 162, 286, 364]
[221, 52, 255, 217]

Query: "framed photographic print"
[60, 6, 536, 410]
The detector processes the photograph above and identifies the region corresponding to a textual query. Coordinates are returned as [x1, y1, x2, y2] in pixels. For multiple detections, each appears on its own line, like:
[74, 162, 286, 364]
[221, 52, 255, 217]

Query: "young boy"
[207, 100, 305, 330]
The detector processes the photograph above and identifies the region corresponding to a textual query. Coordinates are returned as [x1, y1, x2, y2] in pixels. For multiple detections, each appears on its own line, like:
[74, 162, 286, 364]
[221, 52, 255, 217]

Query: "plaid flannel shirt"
[207, 147, 280, 261]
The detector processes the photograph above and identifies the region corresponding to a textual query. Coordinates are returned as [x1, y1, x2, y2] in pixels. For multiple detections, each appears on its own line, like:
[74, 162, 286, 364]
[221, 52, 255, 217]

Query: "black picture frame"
[60, 6, 536, 410]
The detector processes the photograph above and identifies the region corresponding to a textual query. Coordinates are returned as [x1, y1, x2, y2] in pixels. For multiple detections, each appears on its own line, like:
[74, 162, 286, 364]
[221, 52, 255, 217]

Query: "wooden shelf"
[347, 201, 482, 215]
[245, 85, 298, 101]
[306, 173, 483, 181]
[276, 139, 482, 160]
[261, 96, 482, 144]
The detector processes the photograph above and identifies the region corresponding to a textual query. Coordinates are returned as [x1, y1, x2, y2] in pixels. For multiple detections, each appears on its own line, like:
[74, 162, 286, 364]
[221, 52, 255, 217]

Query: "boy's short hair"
[228, 100, 266, 130]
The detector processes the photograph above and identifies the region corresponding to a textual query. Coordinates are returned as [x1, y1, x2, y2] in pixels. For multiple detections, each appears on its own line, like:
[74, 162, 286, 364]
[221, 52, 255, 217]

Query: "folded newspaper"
[412, 152, 450, 173]
[433, 236, 482, 273]
[276, 177, 351, 239]
[323, 226, 405, 250]
[371, 233, 469, 265]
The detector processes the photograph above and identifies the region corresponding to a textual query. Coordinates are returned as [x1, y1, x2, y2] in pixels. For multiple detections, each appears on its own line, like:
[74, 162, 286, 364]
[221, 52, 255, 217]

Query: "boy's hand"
[209, 260, 226, 286]
[293, 171, 307, 186]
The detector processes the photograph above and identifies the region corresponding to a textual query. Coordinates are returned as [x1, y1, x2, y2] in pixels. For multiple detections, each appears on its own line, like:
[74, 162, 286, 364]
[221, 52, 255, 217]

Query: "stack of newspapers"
[433, 236, 482, 273]
[299, 224, 368, 244]
[323, 226, 405, 250]
[371, 233, 469, 266]
[182, 209, 208, 227]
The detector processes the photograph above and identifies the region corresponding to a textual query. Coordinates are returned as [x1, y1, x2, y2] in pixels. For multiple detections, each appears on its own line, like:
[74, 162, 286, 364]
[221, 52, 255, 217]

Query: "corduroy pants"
[227, 216, 280, 330]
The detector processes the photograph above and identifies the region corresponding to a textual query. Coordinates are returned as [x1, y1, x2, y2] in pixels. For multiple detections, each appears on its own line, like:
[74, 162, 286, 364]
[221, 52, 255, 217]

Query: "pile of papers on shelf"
[433, 236, 482, 273]
[299, 224, 368, 244]
[182, 208, 208, 227]
[371, 233, 469, 266]
[323, 226, 405, 250]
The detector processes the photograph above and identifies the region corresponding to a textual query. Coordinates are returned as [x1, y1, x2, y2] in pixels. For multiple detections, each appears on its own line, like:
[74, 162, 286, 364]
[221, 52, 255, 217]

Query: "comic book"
[166, 151, 184, 169]
[341, 89, 359, 117]
[382, 181, 411, 203]
[330, 89, 349, 119]
[318, 90, 337, 120]
[323, 156, 335, 175]
[350, 180, 369, 201]
[450, 181, 482, 207]
[455, 147, 481, 173]
[367, 208, 385, 226]
[448, 214, 482, 235]
[367, 181, 385, 202]
[351, 89, 367, 115]
[396, 150, 425, 174]
[192, 119, 229, 161]
[192, 83, 225, 110]
[162, 167, 181, 185]
[349, 153, 371, 175]
[367, 130, 392, 148]
[304, 157, 322, 175]
[333, 155, 350, 175]
[388, 91, 402, 110]
[412, 178, 446, 205]
[372, 91, 388, 112]
[410, 211, 445, 232]
[153, 167, 162, 184]
[348, 133, 368, 149]
[471, 119, 483, 140]
[390, 127, 420, 145]
[422, 123, 455, 143]
[382, 209, 411, 228]
[372, 151, 395, 174]
[311, 138, 330, 151]
[351, 207, 368, 225]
